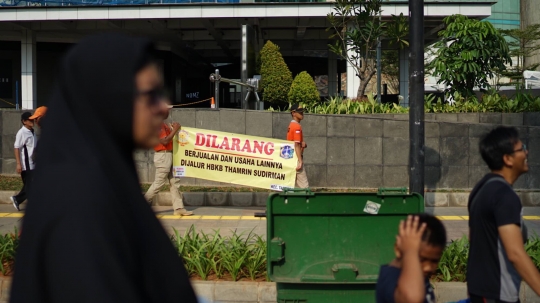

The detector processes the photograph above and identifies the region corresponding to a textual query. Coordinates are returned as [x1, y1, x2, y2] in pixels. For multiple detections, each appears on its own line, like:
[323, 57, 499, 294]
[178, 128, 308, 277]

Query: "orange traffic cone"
[211, 97, 216, 109]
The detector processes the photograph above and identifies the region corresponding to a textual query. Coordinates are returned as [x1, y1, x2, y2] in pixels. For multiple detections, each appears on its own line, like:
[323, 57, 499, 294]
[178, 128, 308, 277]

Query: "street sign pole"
[409, 0, 425, 196]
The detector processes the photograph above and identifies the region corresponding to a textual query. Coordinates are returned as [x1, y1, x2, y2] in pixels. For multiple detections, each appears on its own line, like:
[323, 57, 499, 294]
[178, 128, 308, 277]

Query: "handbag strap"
[469, 176, 508, 211]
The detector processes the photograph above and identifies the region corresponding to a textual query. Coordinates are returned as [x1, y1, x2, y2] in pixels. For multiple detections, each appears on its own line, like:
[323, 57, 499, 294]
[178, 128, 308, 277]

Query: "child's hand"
[396, 215, 427, 254]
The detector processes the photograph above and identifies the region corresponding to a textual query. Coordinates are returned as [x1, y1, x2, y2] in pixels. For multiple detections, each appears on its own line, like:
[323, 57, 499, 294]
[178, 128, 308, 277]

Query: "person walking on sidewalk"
[144, 108, 193, 216]
[10, 112, 36, 211]
[287, 104, 309, 188]
[10, 34, 198, 303]
[468, 126, 540, 303]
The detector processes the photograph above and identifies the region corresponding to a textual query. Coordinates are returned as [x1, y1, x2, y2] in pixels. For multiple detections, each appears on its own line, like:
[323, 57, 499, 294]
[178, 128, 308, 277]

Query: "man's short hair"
[21, 112, 32, 122]
[418, 213, 447, 248]
[479, 126, 520, 170]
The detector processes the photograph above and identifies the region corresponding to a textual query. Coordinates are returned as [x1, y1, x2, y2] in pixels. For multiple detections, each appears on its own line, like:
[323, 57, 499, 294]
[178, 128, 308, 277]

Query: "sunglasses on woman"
[136, 87, 170, 107]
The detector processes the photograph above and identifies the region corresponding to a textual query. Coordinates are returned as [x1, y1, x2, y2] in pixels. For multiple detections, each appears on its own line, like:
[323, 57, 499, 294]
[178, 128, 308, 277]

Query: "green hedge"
[288, 71, 320, 106]
[3, 227, 540, 281]
[269, 91, 540, 115]
[173, 226, 267, 281]
[259, 41, 293, 105]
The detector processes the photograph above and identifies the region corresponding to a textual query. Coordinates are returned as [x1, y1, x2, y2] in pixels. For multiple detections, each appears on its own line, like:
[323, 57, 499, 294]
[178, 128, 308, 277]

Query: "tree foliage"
[499, 24, 540, 84]
[327, 0, 408, 97]
[259, 41, 293, 104]
[428, 15, 511, 97]
[288, 71, 320, 106]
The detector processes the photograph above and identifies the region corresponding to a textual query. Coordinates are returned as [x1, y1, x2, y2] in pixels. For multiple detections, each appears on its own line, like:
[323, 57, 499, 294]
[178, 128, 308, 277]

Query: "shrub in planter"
[259, 41, 293, 105]
[0, 228, 19, 276]
[288, 71, 320, 107]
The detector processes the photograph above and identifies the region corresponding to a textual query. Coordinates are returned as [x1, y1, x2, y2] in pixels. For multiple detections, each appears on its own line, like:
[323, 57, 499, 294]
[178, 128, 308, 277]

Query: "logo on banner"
[177, 130, 190, 146]
[280, 145, 294, 159]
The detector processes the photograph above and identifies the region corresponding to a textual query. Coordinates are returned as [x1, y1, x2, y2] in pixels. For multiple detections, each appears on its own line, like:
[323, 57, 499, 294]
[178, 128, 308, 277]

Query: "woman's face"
[133, 63, 169, 149]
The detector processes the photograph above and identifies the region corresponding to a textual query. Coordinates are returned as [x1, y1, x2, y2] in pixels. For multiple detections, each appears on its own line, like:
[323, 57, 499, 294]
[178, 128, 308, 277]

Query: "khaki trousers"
[144, 152, 184, 210]
[295, 162, 309, 188]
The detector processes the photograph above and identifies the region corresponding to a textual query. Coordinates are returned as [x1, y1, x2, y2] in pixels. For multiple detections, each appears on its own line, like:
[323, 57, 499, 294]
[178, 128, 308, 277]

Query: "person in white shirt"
[10, 112, 36, 211]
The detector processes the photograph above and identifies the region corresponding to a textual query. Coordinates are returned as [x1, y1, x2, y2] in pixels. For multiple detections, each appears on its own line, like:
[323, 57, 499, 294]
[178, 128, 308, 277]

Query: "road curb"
[0, 277, 537, 302]
[0, 190, 273, 207]
[424, 191, 539, 207]
[152, 192, 272, 207]
[1, 190, 539, 207]
[182, 281, 540, 303]
[192, 281, 472, 303]
[0, 192, 16, 206]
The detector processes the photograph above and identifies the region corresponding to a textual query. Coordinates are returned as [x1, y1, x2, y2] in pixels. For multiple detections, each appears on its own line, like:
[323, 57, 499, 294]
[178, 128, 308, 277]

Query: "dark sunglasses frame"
[136, 87, 170, 106]
[513, 143, 527, 153]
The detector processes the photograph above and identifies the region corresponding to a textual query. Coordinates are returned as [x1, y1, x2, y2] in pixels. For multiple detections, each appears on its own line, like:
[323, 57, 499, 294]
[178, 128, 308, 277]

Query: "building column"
[327, 51, 338, 97]
[21, 30, 37, 110]
[399, 46, 409, 107]
[346, 49, 360, 99]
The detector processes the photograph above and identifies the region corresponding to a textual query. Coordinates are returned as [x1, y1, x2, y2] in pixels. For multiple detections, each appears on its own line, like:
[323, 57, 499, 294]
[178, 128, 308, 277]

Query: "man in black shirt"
[468, 126, 540, 303]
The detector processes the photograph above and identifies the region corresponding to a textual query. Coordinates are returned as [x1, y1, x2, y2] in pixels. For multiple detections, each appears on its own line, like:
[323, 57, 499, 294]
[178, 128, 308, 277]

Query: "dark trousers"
[470, 294, 520, 303]
[14, 170, 32, 204]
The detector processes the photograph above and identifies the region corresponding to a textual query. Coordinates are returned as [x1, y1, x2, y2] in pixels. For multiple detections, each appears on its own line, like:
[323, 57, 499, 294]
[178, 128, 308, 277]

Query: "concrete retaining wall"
[3, 109, 540, 190]
[0, 277, 538, 302]
[105, 110, 540, 190]
[3, 188, 540, 207]
[2, 189, 540, 207]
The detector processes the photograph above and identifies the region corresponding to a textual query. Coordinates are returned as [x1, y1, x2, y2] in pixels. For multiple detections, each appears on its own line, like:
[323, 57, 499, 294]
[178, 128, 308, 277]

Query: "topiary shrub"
[259, 41, 293, 105]
[288, 71, 320, 107]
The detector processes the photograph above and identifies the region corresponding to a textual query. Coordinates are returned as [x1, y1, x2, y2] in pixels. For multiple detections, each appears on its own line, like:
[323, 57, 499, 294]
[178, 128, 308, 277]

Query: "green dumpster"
[266, 188, 424, 303]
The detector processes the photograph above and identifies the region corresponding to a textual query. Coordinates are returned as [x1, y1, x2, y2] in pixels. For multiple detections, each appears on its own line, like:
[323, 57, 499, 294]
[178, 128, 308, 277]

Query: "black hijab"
[10, 34, 197, 303]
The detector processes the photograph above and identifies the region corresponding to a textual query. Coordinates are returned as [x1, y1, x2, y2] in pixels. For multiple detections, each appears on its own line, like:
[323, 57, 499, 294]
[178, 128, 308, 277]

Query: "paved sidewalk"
[1, 205, 540, 241]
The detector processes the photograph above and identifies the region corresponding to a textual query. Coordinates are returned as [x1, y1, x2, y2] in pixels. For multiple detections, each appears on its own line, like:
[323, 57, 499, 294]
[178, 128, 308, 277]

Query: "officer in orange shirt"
[144, 107, 193, 216]
[287, 104, 309, 188]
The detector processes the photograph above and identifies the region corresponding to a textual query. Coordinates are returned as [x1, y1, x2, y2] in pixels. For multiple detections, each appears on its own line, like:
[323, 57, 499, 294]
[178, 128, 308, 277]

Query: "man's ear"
[502, 153, 515, 168]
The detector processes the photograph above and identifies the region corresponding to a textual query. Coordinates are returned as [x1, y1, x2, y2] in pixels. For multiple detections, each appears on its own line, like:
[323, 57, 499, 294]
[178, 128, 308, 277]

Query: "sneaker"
[173, 208, 193, 216]
[10, 196, 20, 211]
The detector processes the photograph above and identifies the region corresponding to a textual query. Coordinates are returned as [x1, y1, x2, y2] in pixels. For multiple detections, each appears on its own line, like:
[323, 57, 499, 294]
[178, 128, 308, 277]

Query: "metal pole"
[377, 38, 382, 104]
[408, 0, 425, 196]
[377, 12, 382, 104]
[214, 69, 220, 109]
[241, 25, 248, 110]
[15, 81, 19, 110]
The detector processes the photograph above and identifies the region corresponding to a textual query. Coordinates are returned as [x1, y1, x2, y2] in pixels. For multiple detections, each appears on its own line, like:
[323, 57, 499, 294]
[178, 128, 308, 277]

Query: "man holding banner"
[288, 104, 309, 188]
[145, 108, 193, 216]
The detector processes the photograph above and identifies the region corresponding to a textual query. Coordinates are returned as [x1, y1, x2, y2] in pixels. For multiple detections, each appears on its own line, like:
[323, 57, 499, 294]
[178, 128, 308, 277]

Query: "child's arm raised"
[395, 216, 427, 303]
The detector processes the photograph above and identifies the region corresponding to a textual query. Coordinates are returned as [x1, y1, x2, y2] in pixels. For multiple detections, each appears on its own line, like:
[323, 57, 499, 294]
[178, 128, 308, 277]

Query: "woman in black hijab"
[10, 34, 197, 303]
